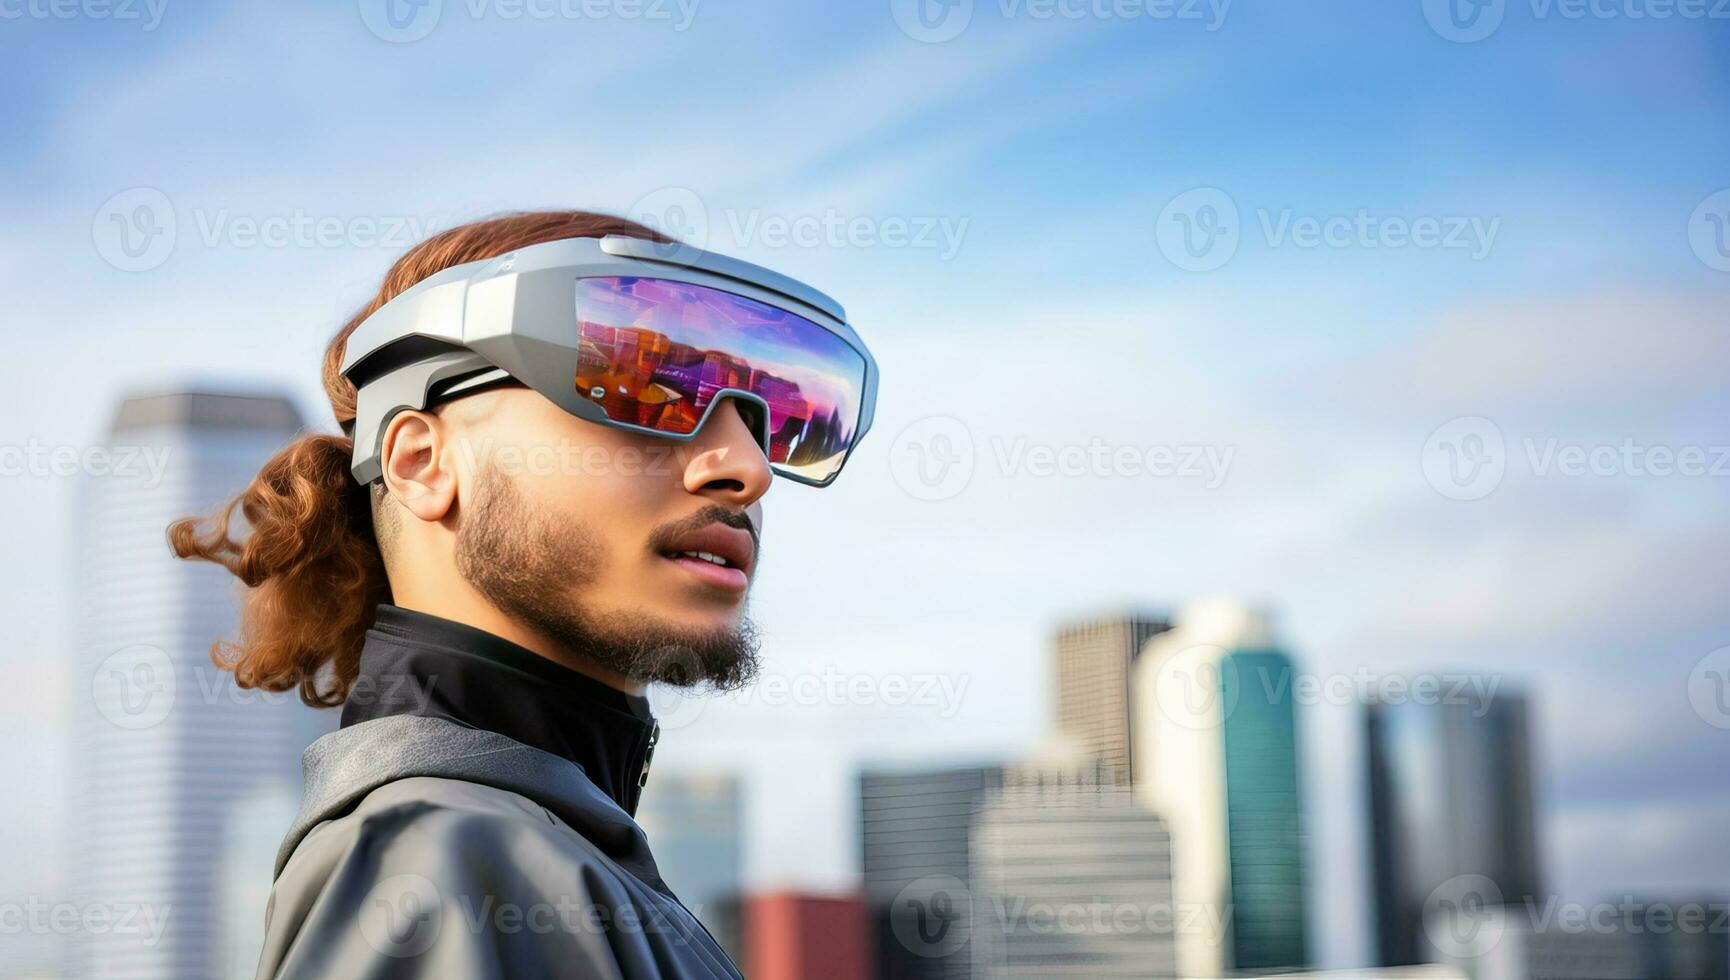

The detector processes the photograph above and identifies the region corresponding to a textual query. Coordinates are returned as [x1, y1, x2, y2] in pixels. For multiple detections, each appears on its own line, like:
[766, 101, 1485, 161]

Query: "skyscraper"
[66, 392, 337, 979]
[634, 772, 746, 961]
[969, 763, 1179, 978]
[1052, 613, 1169, 785]
[1365, 685, 1540, 967]
[859, 764, 1005, 980]
[1131, 597, 1308, 976]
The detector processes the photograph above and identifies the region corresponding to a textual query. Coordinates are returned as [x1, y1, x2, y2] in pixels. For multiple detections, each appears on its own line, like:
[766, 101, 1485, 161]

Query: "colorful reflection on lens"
[574, 276, 866, 483]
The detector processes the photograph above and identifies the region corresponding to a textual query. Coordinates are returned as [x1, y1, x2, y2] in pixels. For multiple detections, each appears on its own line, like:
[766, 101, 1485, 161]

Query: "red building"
[744, 891, 871, 980]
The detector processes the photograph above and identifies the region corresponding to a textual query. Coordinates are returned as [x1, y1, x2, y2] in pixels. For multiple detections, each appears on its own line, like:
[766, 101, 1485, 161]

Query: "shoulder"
[259, 777, 652, 978]
[283, 776, 620, 888]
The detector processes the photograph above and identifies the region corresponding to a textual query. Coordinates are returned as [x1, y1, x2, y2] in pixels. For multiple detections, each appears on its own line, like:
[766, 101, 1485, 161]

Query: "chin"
[657, 604, 746, 637]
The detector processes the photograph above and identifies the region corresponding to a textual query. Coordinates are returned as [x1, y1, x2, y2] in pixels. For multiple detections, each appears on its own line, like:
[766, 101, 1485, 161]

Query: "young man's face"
[441, 386, 772, 688]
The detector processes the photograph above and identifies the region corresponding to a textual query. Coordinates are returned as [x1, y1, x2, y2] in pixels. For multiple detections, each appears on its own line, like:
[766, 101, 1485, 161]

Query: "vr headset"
[340, 234, 878, 487]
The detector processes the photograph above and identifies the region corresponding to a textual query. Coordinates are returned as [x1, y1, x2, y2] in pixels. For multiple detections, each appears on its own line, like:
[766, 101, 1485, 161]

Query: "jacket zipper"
[637, 721, 661, 789]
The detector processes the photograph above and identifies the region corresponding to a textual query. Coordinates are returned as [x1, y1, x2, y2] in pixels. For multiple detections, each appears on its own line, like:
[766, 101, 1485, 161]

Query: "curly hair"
[168, 210, 674, 706]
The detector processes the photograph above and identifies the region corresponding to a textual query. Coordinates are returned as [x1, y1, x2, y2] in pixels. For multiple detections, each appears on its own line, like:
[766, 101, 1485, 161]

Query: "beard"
[454, 464, 760, 691]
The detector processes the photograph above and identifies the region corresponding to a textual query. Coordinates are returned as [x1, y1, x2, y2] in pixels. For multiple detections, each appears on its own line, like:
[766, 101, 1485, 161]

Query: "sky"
[0, 0, 1727, 972]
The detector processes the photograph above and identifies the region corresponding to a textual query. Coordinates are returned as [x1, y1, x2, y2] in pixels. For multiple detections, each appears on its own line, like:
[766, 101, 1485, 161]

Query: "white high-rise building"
[1132, 597, 1309, 978]
[66, 392, 338, 979]
[970, 763, 1179, 979]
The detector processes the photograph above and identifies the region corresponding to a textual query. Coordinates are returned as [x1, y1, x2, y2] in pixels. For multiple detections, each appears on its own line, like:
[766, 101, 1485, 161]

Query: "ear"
[378, 410, 458, 523]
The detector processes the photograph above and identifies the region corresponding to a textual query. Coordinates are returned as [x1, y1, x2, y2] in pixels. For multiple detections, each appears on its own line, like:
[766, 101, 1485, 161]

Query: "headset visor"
[573, 276, 868, 484]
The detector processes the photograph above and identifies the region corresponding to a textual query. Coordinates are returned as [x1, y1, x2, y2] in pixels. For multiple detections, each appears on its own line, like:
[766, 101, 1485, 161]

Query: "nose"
[681, 397, 772, 508]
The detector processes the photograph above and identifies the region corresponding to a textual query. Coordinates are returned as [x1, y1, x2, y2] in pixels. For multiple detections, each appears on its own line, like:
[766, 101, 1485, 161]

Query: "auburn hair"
[169, 210, 674, 707]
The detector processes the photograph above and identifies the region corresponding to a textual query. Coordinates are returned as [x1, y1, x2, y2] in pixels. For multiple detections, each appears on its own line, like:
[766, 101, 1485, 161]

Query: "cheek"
[515, 455, 669, 547]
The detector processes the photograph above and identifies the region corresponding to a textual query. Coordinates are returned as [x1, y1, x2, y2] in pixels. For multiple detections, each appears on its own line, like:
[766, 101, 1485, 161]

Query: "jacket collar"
[339, 604, 660, 815]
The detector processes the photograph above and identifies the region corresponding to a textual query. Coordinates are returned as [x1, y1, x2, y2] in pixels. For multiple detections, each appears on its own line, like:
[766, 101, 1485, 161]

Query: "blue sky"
[1, 0, 1727, 971]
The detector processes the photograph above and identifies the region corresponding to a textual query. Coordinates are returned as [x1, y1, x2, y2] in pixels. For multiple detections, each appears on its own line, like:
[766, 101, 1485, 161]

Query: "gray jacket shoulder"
[256, 716, 741, 979]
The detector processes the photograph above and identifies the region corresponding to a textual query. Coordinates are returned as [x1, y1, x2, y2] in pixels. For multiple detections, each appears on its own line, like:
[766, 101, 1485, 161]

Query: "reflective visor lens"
[573, 276, 867, 483]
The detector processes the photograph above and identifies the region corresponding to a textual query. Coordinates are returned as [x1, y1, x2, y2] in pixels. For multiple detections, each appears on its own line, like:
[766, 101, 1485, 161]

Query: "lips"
[658, 519, 756, 591]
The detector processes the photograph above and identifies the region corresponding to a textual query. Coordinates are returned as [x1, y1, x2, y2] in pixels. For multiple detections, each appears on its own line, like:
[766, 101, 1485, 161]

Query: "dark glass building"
[1365, 687, 1541, 966]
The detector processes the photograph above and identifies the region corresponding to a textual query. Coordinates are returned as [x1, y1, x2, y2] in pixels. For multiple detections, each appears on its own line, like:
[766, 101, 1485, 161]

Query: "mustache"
[649, 504, 760, 554]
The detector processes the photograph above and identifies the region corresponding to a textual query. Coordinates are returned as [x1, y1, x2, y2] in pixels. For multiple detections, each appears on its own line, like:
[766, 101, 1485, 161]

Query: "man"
[170, 210, 878, 978]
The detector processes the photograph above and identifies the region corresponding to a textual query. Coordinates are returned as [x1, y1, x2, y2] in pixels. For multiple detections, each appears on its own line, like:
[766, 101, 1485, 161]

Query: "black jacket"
[256, 606, 741, 979]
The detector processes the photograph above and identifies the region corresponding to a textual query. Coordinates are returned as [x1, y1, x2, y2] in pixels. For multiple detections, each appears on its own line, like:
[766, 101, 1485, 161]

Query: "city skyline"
[8, 382, 1722, 977]
[2, 2, 1725, 974]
